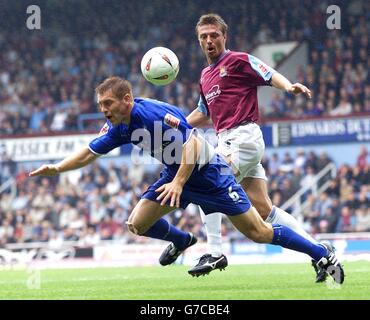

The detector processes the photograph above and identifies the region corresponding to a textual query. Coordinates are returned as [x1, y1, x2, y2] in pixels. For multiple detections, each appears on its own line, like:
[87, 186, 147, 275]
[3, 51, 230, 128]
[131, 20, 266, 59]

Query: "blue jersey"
[89, 98, 199, 175]
[89, 97, 251, 215]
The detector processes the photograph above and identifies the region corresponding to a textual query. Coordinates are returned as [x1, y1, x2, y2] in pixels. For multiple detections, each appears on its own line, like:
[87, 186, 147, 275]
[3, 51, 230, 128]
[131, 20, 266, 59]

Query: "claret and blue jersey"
[197, 51, 276, 133]
[89, 97, 251, 215]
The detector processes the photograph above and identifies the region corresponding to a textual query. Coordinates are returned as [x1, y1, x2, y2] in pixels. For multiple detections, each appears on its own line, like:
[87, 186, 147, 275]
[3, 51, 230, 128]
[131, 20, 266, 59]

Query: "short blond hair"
[95, 76, 132, 100]
[195, 13, 228, 36]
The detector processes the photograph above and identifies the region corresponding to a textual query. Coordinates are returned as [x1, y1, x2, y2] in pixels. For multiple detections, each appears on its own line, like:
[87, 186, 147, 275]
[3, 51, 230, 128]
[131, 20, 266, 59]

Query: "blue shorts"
[141, 155, 251, 215]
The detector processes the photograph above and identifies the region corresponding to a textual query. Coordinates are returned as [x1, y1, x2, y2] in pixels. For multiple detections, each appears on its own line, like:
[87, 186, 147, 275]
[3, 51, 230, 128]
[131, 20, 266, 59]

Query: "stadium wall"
[265, 142, 368, 167]
[2, 234, 370, 269]
[256, 41, 308, 111]
[5, 115, 368, 168]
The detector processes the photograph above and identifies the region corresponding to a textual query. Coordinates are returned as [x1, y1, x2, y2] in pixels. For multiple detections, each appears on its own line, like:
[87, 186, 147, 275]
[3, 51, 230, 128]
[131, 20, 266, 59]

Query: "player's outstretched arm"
[271, 72, 312, 98]
[186, 109, 210, 128]
[29, 147, 99, 177]
[156, 134, 201, 207]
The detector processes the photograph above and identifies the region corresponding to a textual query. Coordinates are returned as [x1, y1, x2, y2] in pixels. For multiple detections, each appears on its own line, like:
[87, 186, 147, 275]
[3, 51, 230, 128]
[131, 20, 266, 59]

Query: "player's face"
[197, 24, 226, 64]
[97, 90, 130, 126]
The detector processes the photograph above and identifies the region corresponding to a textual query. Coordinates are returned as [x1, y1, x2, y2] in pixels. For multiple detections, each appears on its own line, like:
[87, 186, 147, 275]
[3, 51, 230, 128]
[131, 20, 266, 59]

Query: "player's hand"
[287, 83, 312, 98]
[155, 181, 183, 208]
[29, 164, 60, 177]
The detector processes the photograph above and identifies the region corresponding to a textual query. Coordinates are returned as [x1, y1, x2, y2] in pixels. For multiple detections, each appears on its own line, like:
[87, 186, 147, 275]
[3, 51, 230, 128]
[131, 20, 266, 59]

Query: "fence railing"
[0, 177, 17, 200]
[281, 162, 337, 220]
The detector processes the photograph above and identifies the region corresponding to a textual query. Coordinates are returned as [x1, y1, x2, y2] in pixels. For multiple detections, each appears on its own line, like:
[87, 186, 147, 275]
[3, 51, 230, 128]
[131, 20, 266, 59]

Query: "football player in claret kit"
[183, 13, 333, 282]
[29, 76, 344, 284]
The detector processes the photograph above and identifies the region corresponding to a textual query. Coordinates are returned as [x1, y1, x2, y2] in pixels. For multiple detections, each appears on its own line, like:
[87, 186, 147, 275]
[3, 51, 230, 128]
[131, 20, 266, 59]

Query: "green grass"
[0, 261, 369, 299]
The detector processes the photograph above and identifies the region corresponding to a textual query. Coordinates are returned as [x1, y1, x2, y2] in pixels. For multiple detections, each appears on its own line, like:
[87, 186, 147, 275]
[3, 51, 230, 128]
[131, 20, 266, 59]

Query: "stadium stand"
[1, 1, 369, 136]
[0, 147, 369, 246]
[0, 0, 369, 247]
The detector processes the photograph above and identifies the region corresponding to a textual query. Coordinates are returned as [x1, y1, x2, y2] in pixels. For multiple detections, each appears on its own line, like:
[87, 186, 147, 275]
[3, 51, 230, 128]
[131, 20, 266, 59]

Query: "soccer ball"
[140, 47, 179, 86]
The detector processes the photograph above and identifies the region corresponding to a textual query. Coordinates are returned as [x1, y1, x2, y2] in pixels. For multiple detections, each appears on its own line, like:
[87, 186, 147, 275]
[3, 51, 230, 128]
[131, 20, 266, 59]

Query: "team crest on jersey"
[164, 113, 180, 130]
[219, 66, 228, 77]
[98, 123, 109, 136]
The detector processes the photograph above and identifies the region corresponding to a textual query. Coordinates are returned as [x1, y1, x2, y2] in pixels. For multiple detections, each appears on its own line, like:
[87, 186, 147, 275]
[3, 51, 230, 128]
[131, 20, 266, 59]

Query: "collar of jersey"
[209, 49, 230, 68]
[126, 102, 139, 129]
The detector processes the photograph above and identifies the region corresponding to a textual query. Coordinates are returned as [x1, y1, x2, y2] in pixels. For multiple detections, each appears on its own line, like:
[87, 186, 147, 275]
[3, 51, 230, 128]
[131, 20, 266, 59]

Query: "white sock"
[266, 206, 318, 244]
[199, 206, 223, 257]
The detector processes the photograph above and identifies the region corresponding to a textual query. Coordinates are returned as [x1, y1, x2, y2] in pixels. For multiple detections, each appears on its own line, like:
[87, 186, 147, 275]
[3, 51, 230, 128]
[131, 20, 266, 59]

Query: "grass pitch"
[0, 261, 369, 300]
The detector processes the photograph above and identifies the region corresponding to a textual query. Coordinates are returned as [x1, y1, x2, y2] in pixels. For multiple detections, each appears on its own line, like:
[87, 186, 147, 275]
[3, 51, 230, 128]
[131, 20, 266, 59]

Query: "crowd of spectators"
[0, 1, 369, 248]
[264, 146, 370, 234]
[0, 146, 368, 247]
[0, 157, 205, 247]
[266, 6, 370, 119]
[0, 1, 369, 136]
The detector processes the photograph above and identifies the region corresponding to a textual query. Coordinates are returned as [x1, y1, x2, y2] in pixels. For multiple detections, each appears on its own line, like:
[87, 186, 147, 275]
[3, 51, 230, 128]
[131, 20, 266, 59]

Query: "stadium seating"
[0, 148, 368, 245]
[0, 0, 369, 245]
[1, 1, 368, 135]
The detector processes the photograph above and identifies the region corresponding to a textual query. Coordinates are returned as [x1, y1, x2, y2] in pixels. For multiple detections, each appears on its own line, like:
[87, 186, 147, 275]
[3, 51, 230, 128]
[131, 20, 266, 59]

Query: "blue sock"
[271, 224, 327, 261]
[143, 218, 191, 250]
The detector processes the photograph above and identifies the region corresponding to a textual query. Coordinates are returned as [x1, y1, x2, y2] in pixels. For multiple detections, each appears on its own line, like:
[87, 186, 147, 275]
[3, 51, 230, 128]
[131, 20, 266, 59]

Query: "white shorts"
[215, 122, 267, 183]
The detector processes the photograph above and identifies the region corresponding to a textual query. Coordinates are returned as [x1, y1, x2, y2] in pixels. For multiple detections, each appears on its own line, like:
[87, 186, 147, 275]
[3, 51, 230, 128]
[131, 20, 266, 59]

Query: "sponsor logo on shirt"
[98, 123, 109, 136]
[164, 113, 180, 130]
[205, 85, 221, 105]
[258, 63, 269, 76]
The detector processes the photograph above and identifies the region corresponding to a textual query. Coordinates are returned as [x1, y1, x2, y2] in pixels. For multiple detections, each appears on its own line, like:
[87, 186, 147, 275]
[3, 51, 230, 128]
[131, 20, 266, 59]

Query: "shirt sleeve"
[196, 95, 208, 116]
[88, 123, 128, 155]
[244, 54, 276, 86]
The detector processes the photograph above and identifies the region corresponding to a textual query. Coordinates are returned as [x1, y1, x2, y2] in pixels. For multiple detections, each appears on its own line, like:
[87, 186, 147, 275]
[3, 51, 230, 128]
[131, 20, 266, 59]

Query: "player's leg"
[224, 122, 327, 282]
[220, 124, 319, 244]
[240, 176, 318, 242]
[217, 123, 331, 282]
[198, 208, 223, 257]
[193, 124, 266, 275]
[240, 175, 327, 282]
[228, 207, 344, 284]
[188, 208, 228, 276]
[127, 199, 197, 265]
[188, 132, 242, 276]
[127, 198, 173, 235]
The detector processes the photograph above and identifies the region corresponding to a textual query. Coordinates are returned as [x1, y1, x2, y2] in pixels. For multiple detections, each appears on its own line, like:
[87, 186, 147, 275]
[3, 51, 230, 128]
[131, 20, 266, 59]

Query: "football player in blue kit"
[29, 76, 344, 284]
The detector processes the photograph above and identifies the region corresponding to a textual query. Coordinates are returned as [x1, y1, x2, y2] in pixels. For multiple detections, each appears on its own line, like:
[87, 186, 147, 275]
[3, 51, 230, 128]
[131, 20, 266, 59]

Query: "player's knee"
[254, 200, 272, 220]
[126, 220, 146, 236]
[126, 221, 138, 235]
